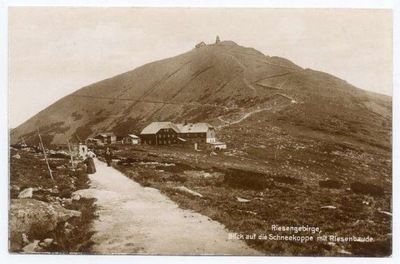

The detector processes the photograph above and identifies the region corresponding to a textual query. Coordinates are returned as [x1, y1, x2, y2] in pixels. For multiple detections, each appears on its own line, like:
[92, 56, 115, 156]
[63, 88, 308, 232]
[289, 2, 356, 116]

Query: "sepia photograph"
[5, 3, 395, 260]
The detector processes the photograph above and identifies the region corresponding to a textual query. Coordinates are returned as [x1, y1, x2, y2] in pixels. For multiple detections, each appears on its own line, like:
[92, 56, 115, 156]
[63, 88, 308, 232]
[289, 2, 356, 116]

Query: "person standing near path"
[84, 149, 97, 174]
[104, 147, 113, 167]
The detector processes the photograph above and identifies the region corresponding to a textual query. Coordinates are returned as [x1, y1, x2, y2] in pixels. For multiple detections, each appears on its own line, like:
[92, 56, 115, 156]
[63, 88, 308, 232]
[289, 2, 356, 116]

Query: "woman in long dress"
[84, 149, 96, 174]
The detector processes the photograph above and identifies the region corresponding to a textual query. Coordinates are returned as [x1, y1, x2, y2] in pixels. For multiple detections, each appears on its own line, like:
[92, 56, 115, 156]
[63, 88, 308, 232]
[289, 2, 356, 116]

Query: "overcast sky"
[9, 7, 392, 128]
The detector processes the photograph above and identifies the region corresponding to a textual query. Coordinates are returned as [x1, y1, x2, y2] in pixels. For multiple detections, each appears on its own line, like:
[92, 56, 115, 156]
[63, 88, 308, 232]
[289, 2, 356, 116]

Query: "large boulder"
[18, 188, 33, 199]
[9, 199, 81, 251]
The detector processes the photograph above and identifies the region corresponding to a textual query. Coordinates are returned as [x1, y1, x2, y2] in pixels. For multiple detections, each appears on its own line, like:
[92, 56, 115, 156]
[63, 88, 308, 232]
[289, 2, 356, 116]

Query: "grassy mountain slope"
[10, 39, 392, 256]
[10, 40, 391, 157]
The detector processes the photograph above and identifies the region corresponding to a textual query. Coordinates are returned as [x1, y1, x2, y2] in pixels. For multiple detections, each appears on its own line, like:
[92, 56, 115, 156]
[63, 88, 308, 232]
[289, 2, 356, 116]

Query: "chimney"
[215, 35, 221, 43]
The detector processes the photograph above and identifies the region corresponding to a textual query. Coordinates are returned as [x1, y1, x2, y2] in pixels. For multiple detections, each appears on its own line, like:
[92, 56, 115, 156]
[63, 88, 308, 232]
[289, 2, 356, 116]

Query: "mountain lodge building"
[140, 122, 226, 150]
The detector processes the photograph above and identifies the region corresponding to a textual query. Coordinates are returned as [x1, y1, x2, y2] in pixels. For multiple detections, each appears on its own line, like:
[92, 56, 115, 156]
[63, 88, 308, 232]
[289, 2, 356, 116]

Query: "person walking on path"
[104, 147, 113, 167]
[84, 149, 97, 174]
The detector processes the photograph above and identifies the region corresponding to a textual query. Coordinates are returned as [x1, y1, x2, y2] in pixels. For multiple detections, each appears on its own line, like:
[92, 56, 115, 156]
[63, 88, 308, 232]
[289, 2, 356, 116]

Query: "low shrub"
[319, 179, 343, 189]
[350, 182, 384, 196]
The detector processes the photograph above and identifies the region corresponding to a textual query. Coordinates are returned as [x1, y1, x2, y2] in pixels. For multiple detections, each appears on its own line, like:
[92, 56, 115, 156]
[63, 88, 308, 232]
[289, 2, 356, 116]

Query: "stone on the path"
[338, 249, 352, 255]
[203, 172, 212, 178]
[61, 198, 73, 207]
[64, 222, 74, 235]
[174, 186, 203, 198]
[378, 210, 392, 216]
[236, 197, 251, 203]
[12, 153, 21, 159]
[71, 193, 81, 201]
[72, 189, 96, 199]
[22, 240, 41, 253]
[18, 187, 33, 199]
[320, 205, 336, 210]
[22, 233, 30, 246]
[39, 238, 54, 248]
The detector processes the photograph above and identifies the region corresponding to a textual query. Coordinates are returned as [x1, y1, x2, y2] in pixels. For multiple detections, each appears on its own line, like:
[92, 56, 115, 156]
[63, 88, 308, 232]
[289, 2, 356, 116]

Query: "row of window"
[158, 134, 175, 138]
[157, 133, 206, 138]
[181, 133, 205, 138]
[158, 140, 176, 144]
[142, 139, 206, 145]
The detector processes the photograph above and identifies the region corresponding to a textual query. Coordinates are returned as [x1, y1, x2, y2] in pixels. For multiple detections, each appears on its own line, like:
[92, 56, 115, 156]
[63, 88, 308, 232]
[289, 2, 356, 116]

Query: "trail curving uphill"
[217, 96, 295, 129]
[74, 159, 260, 255]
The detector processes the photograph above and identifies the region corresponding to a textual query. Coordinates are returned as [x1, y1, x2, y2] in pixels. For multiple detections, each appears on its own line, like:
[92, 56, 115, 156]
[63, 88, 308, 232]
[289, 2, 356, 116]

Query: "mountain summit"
[11, 40, 391, 151]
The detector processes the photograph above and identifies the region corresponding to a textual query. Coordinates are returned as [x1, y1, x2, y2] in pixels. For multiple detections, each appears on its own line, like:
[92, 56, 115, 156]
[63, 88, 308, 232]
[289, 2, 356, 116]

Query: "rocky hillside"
[10, 39, 391, 153]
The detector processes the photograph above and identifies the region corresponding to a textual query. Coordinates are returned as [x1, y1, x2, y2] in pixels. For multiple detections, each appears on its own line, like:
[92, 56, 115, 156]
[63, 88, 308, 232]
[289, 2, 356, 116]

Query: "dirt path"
[217, 106, 277, 128]
[74, 159, 261, 255]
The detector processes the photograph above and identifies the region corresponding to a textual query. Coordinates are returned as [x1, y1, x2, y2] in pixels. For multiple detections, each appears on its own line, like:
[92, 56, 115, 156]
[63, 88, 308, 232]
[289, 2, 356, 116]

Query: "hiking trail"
[74, 159, 261, 255]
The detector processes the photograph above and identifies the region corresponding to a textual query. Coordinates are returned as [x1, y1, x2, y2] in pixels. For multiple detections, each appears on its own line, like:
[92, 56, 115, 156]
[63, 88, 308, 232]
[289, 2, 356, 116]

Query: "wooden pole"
[37, 129, 54, 182]
[67, 139, 75, 170]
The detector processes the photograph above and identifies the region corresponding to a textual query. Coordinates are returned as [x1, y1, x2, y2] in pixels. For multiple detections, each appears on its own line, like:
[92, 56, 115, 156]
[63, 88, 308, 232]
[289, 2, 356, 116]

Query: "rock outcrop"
[9, 199, 81, 251]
